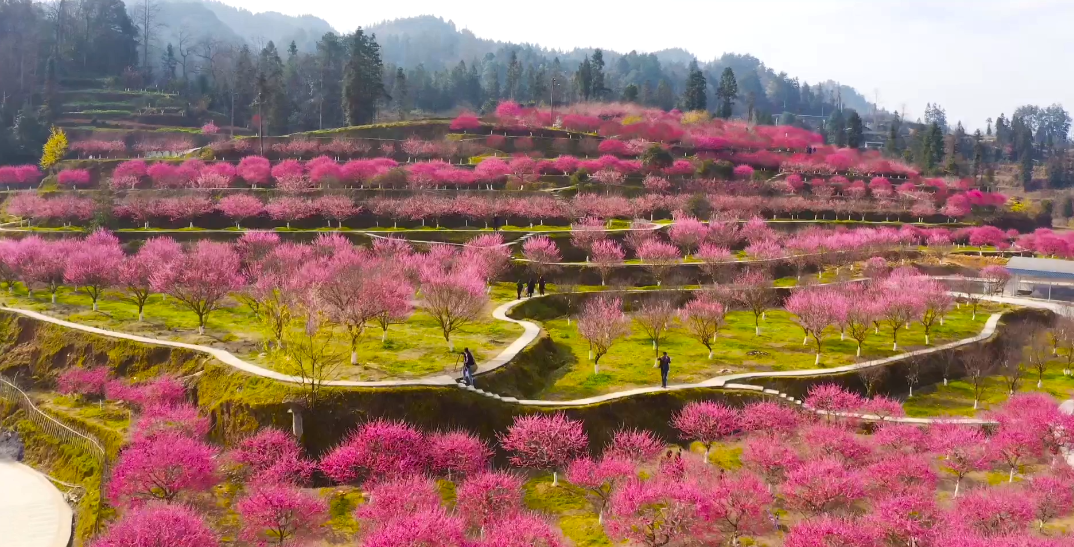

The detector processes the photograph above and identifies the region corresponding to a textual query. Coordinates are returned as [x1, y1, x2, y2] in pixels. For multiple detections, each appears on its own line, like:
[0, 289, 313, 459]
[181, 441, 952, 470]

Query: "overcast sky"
[215, 0, 1073, 131]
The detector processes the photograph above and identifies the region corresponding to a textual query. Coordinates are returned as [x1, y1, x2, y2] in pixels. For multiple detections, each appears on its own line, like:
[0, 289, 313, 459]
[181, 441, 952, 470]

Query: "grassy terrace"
[904, 361, 1074, 418]
[519, 296, 1003, 401]
[0, 282, 523, 382]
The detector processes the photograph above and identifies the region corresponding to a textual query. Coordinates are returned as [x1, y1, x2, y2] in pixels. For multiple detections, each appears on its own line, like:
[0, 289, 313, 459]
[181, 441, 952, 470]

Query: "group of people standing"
[516, 276, 546, 299]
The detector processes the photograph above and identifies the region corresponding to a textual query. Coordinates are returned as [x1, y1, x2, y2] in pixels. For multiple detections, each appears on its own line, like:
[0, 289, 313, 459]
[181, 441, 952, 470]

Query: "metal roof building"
[1004, 256, 1074, 301]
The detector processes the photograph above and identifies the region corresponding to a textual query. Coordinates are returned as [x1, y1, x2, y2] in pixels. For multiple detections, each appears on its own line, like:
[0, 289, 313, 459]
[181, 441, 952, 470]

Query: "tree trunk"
[351, 351, 358, 365]
[552, 471, 559, 487]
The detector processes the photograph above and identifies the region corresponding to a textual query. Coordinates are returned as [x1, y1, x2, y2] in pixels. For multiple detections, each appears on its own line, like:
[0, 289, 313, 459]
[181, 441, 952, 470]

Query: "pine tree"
[576, 56, 593, 101]
[715, 67, 738, 119]
[972, 130, 984, 181]
[827, 110, 846, 147]
[622, 84, 639, 103]
[591, 49, 608, 100]
[846, 110, 864, 148]
[530, 66, 548, 105]
[656, 80, 675, 111]
[342, 29, 386, 126]
[641, 80, 654, 105]
[505, 51, 522, 99]
[258, 42, 289, 135]
[682, 60, 707, 112]
[885, 112, 902, 155]
[392, 68, 408, 119]
[315, 33, 346, 129]
[161, 44, 177, 83]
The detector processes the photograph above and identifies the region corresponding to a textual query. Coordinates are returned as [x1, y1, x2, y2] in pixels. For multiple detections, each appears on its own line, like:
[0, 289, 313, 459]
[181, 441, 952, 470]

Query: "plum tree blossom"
[456, 470, 525, 530]
[521, 236, 561, 277]
[64, 230, 124, 311]
[633, 297, 678, 359]
[636, 239, 680, 286]
[353, 475, 441, 526]
[420, 269, 488, 351]
[781, 457, 865, 516]
[604, 428, 665, 464]
[236, 484, 326, 547]
[150, 241, 244, 334]
[498, 413, 588, 486]
[216, 195, 264, 228]
[567, 456, 635, 524]
[108, 430, 218, 506]
[428, 430, 493, 481]
[90, 503, 218, 547]
[731, 270, 774, 335]
[672, 401, 742, 462]
[680, 295, 725, 359]
[228, 428, 315, 486]
[320, 419, 427, 485]
[478, 513, 566, 547]
[577, 296, 631, 373]
[589, 239, 624, 286]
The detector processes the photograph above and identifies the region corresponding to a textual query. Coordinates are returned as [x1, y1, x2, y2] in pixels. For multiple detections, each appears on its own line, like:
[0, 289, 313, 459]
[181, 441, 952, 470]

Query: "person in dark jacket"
[516, 279, 524, 300]
[526, 278, 536, 298]
[654, 352, 671, 388]
[461, 348, 477, 386]
[538, 276, 546, 296]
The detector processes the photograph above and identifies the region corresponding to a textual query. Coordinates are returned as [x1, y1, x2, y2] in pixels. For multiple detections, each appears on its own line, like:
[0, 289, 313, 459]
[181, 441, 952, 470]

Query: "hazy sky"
[215, 0, 1073, 130]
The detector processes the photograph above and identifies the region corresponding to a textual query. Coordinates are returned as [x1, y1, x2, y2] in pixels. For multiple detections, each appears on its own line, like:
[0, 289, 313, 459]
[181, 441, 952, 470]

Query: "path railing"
[0, 374, 108, 533]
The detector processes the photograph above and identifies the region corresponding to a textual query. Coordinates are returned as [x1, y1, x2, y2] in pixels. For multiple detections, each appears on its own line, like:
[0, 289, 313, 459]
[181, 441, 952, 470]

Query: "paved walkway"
[0, 461, 72, 547]
[0, 291, 1063, 408]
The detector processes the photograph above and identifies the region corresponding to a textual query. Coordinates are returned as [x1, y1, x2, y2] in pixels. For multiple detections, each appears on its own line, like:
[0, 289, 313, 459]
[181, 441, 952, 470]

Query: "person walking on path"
[654, 351, 671, 388]
[461, 348, 477, 386]
[516, 279, 524, 300]
[538, 276, 546, 296]
[526, 278, 536, 298]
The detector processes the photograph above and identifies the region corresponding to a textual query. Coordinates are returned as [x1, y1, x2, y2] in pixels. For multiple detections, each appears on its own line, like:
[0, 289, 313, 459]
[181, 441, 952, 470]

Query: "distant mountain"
[124, 0, 335, 54]
[196, 0, 335, 52]
[366, 16, 878, 116]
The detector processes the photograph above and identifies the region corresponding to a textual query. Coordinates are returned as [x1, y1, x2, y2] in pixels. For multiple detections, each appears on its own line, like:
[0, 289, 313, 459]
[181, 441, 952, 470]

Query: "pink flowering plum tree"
[604, 428, 666, 464]
[420, 269, 488, 351]
[64, 230, 124, 311]
[119, 237, 181, 322]
[455, 470, 525, 531]
[680, 294, 726, 359]
[781, 457, 865, 516]
[90, 503, 218, 547]
[428, 430, 493, 481]
[320, 419, 427, 486]
[672, 401, 742, 463]
[108, 431, 218, 506]
[498, 413, 588, 486]
[636, 239, 680, 286]
[228, 428, 315, 485]
[150, 241, 244, 334]
[577, 296, 631, 373]
[235, 484, 327, 547]
[216, 195, 264, 228]
[521, 235, 561, 277]
[589, 239, 624, 286]
[566, 456, 635, 524]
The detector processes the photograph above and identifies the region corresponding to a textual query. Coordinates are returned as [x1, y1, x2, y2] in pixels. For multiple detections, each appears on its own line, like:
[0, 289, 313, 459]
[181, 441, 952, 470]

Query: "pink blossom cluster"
[69, 139, 126, 157]
[0, 165, 43, 187]
[131, 137, 196, 154]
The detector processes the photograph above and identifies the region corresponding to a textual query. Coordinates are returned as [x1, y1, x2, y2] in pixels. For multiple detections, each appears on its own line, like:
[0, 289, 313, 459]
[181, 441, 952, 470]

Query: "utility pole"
[550, 77, 556, 127]
[257, 91, 264, 156]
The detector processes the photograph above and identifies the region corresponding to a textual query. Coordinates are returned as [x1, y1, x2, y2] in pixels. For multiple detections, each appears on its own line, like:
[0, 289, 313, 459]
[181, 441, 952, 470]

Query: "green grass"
[904, 359, 1074, 417]
[532, 302, 1002, 401]
[523, 473, 611, 547]
[0, 282, 522, 382]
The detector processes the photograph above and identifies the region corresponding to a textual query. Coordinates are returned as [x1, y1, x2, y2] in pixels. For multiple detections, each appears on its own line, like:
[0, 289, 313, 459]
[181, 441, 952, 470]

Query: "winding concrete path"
[0, 461, 72, 547]
[0, 292, 1009, 407]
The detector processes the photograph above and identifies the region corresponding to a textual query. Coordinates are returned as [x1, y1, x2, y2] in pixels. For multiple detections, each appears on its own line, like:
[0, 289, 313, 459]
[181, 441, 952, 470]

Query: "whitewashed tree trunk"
[351, 351, 358, 365]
